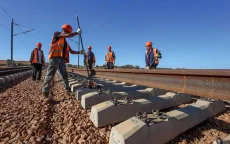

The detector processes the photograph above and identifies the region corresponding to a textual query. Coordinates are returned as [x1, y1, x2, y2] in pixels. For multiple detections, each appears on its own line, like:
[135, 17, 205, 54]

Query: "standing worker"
[84, 46, 96, 70]
[145, 41, 162, 69]
[42, 24, 83, 98]
[105, 46, 116, 69]
[29, 42, 45, 81]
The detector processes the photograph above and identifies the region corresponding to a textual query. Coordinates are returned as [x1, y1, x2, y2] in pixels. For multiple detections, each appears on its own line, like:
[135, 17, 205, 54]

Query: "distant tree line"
[66, 64, 141, 69]
[6, 59, 28, 66]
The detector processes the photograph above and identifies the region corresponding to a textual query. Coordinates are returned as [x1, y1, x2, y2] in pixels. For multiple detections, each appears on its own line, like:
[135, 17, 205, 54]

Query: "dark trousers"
[87, 62, 93, 70]
[150, 65, 157, 69]
[107, 62, 114, 69]
[32, 63, 42, 80]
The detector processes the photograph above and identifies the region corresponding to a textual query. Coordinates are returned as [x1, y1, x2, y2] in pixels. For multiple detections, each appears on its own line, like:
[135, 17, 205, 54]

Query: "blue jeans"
[42, 58, 70, 94]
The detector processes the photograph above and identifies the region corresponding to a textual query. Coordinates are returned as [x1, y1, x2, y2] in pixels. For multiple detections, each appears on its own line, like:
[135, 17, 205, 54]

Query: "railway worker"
[84, 46, 96, 70]
[145, 41, 161, 69]
[105, 46, 116, 69]
[42, 24, 83, 99]
[29, 42, 45, 81]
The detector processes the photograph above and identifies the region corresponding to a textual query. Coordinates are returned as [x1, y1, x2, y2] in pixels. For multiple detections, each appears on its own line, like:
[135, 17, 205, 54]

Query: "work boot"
[42, 92, 50, 102]
[65, 89, 75, 96]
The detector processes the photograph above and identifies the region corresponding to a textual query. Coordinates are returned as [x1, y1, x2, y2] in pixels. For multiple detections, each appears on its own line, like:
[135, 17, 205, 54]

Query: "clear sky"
[0, 0, 229, 69]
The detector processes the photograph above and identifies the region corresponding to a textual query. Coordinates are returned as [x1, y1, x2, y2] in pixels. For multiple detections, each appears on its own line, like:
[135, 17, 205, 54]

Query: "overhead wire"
[0, 24, 10, 31]
[0, 23, 24, 43]
[68, 38, 79, 44]
[0, 4, 34, 44]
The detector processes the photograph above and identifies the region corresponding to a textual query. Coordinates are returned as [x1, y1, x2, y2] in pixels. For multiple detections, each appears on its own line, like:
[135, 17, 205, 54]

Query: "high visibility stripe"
[48, 37, 70, 63]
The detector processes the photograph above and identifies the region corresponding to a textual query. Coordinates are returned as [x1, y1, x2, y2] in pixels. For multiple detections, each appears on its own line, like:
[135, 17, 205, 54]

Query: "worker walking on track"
[84, 46, 96, 70]
[29, 42, 45, 81]
[145, 41, 162, 69]
[42, 24, 83, 99]
[105, 46, 116, 69]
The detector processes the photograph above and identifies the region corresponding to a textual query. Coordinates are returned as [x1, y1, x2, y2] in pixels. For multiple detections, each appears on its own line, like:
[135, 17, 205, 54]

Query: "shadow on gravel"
[40, 81, 76, 143]
[168, 110, 230, 144]
[0, 75, 31, 93]
[41, 88, 55, 144]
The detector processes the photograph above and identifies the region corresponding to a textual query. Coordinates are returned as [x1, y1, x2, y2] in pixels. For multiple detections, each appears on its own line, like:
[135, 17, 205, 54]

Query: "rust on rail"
[67, 68, 230, 101]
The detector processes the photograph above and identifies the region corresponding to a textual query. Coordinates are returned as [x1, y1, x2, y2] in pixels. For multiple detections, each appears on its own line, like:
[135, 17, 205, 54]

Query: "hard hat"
[145, 41, 152, 47]
[88, 46, 92, 49]
[61, 24, 73, 33]
[36, 42, 42, 47]
[108, 46, 112, 49]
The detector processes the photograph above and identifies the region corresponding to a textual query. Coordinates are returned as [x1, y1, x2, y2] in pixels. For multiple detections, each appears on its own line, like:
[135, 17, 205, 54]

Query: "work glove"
[80, 49, 85, 54]
[77, 28, 82, 34]
[145, 66, 149, 69]
[113, 61, 115, 64]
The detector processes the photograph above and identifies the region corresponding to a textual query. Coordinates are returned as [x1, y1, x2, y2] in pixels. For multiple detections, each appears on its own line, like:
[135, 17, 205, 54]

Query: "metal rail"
[0, 67, 31, 76]
[0, 66, 30, 71]
[67, 68, 230, 101]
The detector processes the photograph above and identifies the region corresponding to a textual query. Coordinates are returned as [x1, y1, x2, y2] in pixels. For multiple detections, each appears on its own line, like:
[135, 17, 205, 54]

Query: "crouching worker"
[29, 42, 45, 81]
[42, 24, 83, 99]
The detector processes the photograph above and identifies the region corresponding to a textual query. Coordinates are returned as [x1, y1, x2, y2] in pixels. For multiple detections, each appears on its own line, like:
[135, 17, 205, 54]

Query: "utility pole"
[10, 18, 34, 67]
[11, 19, 13, 67]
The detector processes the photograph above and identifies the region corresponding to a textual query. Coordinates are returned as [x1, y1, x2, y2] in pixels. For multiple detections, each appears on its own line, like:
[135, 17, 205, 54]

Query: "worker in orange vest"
[145, 41, 161, 69]
[29, 42, 45, 81]
[84, 46, 96, 70]
[42, 24, 83, 99]
[105, 46, 116, 69]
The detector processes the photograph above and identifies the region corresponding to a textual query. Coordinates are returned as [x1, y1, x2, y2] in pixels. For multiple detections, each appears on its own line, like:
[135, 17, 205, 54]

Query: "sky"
[0, 0, 229, 69]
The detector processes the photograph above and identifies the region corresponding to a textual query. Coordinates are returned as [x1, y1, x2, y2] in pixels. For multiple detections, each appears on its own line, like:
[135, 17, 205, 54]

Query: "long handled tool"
[76, 15, 95, 88]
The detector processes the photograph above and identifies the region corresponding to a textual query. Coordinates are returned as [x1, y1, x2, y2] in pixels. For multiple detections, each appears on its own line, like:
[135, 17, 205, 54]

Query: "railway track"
[0, 67, 31, 77]
[0, 68, 229, 144]
[66, 68, 230, 144]
[0, 67, 45, 85]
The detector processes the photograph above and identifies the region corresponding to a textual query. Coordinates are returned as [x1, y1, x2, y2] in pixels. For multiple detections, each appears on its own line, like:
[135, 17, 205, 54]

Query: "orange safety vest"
[48, 37, 70, 63]
[106, 51, 115, 62]
[32, 48, 44, 64]
[153, 48, 159, 65]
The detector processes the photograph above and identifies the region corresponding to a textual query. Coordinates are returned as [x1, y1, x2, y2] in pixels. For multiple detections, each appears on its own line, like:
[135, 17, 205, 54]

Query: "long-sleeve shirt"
[145, 50, 155, 67]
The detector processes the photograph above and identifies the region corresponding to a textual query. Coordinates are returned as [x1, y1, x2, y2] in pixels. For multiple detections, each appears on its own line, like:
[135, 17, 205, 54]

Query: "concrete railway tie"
[109, 99, 226, 144]
[66, 72, 229, 144]
[0, 70, 32, 85]
[90, 92, 192, 127]
[81, 88, 169, 110]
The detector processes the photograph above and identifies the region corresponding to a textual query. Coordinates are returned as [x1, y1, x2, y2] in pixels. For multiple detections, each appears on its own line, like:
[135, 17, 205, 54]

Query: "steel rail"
[67, 68, 230, 101]
[0, 66, 31, 71]
[0, 67, 31, 77]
